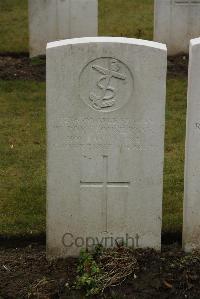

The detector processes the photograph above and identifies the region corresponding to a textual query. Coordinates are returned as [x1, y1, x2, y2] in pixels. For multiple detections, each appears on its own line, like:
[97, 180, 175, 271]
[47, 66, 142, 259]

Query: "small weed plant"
[75, 245, 138, 296]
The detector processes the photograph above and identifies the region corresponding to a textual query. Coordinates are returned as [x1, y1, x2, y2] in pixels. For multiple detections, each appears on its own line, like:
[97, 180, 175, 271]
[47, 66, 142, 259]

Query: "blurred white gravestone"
[46, 37, 167, 258]
[28, 0, 98, 57]
[183, 38, 200, 252]
[154, 0, 200, 55]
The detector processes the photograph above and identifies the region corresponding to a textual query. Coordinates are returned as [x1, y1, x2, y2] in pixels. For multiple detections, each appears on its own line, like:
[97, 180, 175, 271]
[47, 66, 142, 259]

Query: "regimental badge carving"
[89, 59, 126, 110]
[79, 57, 133, 112]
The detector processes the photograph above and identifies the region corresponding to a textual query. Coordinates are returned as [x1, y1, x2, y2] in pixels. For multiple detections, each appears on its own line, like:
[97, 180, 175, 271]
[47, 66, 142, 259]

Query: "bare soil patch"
[1, 244, 200, 299]
[168, 54, 189, 78]
[0, 53, 45, 81]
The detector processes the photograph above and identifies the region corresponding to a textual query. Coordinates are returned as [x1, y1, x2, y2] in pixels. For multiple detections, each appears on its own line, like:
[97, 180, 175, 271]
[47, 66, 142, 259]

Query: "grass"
[0, 81, 46, 236]
[0, 0, 187, 236]
[0, 0, 28, 53]
[163, 78, 187, 233]
[99, 0, 153, 40]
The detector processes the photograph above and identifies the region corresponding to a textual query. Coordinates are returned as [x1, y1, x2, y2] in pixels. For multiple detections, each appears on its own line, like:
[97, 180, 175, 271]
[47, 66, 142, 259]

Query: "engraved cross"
[80, 155, 130, 232]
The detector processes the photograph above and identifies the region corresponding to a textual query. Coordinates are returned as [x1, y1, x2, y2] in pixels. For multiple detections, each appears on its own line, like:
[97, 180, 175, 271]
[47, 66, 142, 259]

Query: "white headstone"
[46, 37, 167, 258]
[28, 0, 98, 57]
[183, 37, 200, 252]
[154, 0, 200, 55]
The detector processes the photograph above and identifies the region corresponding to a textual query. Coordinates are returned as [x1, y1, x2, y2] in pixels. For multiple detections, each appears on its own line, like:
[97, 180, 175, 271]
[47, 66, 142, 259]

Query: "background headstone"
[28, 0, 98, 57]
[154, 0, 200, 55]
[183, 37, 200, 252]
[47, 37, 167, 258]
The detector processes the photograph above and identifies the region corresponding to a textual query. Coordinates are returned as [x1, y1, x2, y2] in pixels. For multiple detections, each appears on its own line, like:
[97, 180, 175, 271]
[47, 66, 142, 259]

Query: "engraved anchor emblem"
[90, 59, 127, 110]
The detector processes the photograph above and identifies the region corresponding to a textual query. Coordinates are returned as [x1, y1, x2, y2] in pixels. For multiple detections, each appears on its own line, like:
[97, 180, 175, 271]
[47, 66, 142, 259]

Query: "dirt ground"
[0, 53, 45, 81]
[1, 243, 200, 299]
[0, 53, 188, 81]
[167, 54, 189, 78]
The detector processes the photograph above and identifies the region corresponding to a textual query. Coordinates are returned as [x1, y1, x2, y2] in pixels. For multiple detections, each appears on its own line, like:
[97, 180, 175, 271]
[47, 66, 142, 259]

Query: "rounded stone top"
[47, 36, 167, 52]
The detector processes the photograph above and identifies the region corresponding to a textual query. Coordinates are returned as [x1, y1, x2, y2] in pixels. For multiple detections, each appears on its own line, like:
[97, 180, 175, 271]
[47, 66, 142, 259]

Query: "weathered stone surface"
[154, 0, 200, 55]
[46, 37, 167, 258]
[28, 0, 98, 57]
[183, 38, 200, 252]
